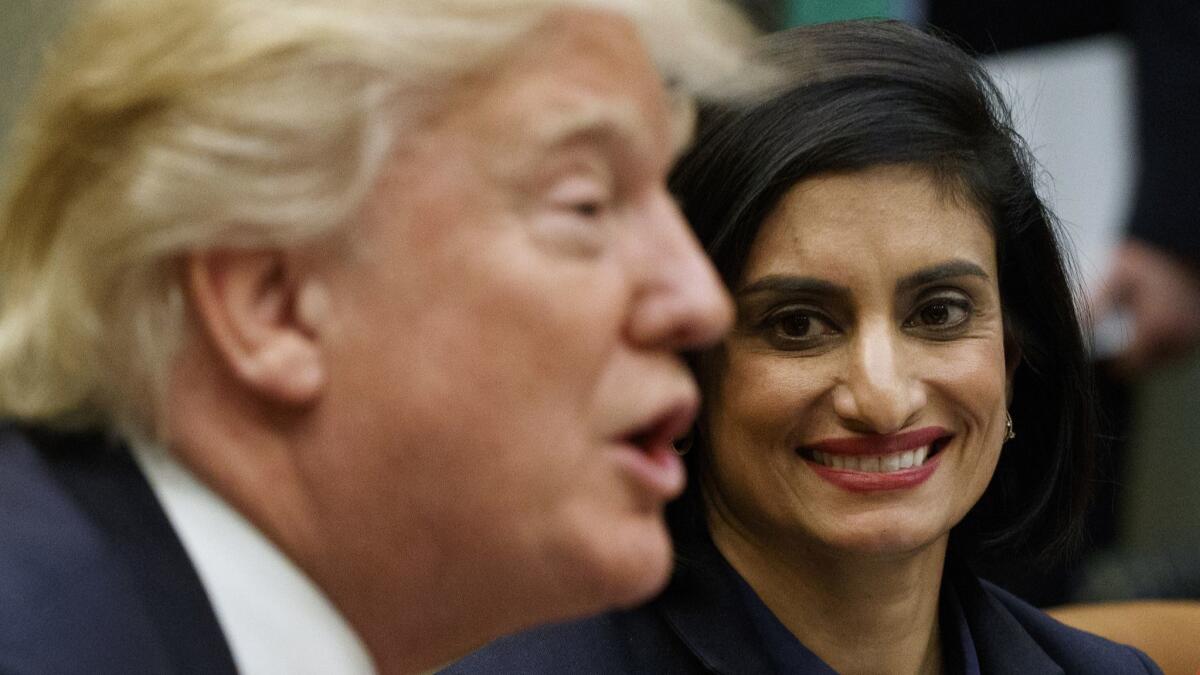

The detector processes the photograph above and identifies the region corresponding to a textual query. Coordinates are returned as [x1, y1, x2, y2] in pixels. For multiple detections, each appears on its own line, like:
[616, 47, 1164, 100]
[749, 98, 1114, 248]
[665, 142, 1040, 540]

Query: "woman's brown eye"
[910, 299, 970, 330]
[777, 314, 812, 337]
[921, 303, 951, 325]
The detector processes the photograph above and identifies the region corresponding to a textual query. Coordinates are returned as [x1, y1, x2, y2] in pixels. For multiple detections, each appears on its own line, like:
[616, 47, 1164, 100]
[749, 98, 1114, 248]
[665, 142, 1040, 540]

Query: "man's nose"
[625, 194, 733, 351]
[831, 321, 926, 433]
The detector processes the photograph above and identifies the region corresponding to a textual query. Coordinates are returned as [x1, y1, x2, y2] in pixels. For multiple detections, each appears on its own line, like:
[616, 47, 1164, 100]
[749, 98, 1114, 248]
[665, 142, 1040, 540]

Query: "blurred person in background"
[0, 0, 758, 673]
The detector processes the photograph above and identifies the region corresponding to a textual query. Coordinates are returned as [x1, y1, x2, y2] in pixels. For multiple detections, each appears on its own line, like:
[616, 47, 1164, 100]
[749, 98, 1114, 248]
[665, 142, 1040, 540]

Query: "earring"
[1004, 413, 1015, 442]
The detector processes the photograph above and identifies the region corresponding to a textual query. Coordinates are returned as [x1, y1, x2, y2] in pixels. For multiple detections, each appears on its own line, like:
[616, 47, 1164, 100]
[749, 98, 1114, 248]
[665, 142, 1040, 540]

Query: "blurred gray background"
[1, 1, 71, 153]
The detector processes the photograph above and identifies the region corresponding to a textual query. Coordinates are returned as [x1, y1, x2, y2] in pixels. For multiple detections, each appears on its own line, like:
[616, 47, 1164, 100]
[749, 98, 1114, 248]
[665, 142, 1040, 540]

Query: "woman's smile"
[792, 425, 953, 492]
[799, 430, 953, 492]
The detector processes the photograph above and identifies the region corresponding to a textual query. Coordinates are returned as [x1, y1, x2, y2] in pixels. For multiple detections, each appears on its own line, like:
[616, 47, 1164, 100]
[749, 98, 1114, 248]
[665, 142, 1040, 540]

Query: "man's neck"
[132, 442, 377, 675]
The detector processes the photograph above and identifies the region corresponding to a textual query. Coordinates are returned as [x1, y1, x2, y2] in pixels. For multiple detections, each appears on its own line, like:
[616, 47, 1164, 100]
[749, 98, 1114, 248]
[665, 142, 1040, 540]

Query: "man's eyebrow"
[737, 274, 851, 299]
[896, 259, 991, 293]
[492, 102, 643, 182]
[529, 100, 646, 153]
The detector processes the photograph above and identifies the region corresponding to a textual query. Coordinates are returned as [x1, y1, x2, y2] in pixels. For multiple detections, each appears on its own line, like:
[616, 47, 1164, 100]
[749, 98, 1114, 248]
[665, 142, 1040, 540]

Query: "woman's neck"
[709, 516, 948, 675]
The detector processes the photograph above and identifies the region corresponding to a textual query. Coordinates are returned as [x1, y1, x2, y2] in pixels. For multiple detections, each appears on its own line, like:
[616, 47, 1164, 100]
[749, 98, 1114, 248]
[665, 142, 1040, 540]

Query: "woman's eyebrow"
[895, 260, 990, 294]
[736, 274, 850, 300]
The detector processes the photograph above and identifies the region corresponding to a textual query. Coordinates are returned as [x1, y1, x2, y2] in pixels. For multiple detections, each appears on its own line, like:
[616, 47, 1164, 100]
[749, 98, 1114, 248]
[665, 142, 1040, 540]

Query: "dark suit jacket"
[443, 522, 1161, 674]
[0, 423, 237, 675]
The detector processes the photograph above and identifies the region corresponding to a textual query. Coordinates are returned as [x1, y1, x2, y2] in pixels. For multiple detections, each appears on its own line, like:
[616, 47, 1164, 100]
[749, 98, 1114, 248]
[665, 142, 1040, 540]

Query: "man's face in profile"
[304, 8, 732, 625]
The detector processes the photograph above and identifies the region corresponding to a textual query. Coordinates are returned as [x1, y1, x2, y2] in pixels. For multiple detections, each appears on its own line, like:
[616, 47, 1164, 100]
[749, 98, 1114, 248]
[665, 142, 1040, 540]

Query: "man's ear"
[185, 248, 326, 406]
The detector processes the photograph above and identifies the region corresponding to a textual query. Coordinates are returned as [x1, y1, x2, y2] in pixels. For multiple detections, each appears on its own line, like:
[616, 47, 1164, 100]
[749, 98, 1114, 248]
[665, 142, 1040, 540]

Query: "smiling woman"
[443, 20, 1162, 675]
[706, 164, 1011, 562]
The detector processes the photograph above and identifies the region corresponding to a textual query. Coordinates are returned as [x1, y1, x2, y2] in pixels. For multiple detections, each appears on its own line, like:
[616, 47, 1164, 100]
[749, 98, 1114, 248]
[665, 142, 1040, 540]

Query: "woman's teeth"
[812, 446, 930, 472]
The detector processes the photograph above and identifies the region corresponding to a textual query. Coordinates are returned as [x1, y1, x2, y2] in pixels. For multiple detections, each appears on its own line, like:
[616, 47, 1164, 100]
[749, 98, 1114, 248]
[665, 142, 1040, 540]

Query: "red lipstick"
[807, 454, 943, 492]
[804, 426, 949, 456]
[800, 426, 951, 493]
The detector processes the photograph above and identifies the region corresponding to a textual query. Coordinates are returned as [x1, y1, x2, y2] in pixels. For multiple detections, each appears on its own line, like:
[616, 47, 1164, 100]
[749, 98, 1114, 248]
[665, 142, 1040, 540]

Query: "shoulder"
[978, 579, 1162, 674]
[0, 424, 165, 671]
[0, 425, 123, 602]
[441, 602, 702, 674]
[0, 423, 231, 674]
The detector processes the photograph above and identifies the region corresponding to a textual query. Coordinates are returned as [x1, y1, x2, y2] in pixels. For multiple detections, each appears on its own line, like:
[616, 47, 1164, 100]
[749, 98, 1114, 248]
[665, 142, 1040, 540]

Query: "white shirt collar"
[132, 442, 376, 675]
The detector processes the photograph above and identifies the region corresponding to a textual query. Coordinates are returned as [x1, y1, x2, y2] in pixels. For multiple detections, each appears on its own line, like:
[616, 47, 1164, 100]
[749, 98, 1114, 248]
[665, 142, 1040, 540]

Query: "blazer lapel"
[949, 557, 1064, 675]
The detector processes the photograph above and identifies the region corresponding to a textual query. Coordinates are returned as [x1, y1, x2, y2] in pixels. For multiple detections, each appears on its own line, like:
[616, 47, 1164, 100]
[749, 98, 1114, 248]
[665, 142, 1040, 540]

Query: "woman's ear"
[185, 248, 327, 406]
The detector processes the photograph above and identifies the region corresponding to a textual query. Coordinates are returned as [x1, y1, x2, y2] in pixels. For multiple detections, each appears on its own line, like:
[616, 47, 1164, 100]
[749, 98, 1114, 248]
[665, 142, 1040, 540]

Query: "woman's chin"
[827, 532, 946, 561]
[804, 518, 949, 561]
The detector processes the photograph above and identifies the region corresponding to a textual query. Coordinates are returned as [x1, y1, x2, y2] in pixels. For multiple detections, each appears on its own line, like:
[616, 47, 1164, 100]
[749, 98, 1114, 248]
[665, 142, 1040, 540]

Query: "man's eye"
[571, 200, 605, 218]
[546, 173, 613, 223]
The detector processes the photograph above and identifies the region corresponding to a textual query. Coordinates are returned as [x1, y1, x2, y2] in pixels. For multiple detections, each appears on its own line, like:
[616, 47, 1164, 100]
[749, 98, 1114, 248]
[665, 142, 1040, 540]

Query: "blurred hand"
[1092, 239, 1200, 375]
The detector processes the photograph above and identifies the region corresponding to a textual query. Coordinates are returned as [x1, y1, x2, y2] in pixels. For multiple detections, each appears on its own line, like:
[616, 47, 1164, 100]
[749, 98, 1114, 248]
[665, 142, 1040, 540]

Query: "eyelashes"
[903, 297, 973, 331]
[760, 307, 837, 348]
[754, 293, 978, 351]
[546, 175, 613, 223]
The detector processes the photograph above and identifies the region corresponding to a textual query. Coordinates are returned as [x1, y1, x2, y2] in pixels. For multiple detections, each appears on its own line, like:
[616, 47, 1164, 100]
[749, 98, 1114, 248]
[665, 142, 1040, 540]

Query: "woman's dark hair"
[668, 20, 1096, 562]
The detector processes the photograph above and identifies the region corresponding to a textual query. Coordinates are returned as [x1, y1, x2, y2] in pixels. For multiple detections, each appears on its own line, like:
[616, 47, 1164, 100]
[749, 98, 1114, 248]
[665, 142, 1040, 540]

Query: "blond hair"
[0, 0, 758, 442]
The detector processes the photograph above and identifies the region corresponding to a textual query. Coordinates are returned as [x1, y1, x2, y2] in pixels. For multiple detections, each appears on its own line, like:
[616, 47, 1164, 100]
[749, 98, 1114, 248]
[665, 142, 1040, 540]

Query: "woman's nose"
[832, 322, 926, 433]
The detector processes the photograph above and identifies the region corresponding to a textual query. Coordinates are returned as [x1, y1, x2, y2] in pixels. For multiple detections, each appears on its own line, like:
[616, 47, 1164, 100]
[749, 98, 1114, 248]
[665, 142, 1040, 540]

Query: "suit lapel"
[31, 427, 240, 675]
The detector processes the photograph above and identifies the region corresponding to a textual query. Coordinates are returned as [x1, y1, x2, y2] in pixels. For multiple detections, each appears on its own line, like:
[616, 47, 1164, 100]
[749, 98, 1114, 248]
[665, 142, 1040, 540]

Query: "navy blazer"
[444, 521, 1161, 674]
[0, 424, 237, 675]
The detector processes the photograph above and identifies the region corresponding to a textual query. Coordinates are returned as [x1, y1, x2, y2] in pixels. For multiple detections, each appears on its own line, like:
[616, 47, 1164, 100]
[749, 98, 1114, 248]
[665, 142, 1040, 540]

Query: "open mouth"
[621, 403, 696, 455]
[798, 436, 952, 473]
[625, 424, 663, 454]
[610, 402, 694, 501]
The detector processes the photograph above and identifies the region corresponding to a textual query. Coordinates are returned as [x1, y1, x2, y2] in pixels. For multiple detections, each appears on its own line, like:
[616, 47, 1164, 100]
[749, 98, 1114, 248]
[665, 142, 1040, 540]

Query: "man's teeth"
[812, 446, 930, 472]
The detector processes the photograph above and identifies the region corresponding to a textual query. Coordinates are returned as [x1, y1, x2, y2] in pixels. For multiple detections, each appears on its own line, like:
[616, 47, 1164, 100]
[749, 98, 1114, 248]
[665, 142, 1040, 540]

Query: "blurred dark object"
[929, 0, 1121, 51]
[729, 0, 787, 31]
[1073, 544, 1200, 602]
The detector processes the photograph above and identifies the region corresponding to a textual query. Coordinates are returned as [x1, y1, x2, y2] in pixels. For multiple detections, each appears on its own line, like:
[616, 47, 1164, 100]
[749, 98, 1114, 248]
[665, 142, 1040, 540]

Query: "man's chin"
[492, 511, 675, 635]
[570, 517, 676, 614]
